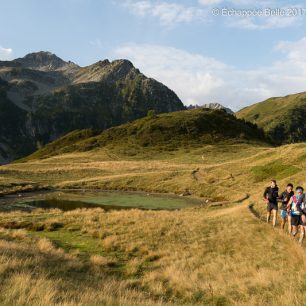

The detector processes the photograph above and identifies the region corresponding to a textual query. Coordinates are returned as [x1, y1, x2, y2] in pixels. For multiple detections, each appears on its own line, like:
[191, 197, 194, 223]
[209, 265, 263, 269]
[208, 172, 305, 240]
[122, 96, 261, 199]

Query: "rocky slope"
[0, 51, 184, 162]
[187, 103, 234, 114]
[201, 103, 234, 114]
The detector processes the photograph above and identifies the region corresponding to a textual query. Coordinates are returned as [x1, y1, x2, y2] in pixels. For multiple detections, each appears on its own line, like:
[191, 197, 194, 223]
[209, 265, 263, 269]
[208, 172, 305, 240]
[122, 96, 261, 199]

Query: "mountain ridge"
[0, 51, 185, 163]
[13, 51, 78, 71]
[20, 108, 267, 162]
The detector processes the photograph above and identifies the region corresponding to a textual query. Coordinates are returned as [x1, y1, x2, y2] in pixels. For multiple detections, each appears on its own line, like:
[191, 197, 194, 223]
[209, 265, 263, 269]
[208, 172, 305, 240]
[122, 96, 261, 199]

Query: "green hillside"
[236, 91, 306, 144]
[21, 108, 266, 161]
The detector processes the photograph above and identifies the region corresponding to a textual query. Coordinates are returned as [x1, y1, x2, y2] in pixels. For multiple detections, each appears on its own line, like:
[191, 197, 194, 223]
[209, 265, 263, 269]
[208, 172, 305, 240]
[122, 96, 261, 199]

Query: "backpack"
[291, 195, 299, 212]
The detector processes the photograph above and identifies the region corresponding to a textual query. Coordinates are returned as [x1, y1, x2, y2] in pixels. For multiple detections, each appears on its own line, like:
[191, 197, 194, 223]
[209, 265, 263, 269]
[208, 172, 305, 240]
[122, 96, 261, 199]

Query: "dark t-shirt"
[278, 191, 294, 210]
[263, 186, 279, 205]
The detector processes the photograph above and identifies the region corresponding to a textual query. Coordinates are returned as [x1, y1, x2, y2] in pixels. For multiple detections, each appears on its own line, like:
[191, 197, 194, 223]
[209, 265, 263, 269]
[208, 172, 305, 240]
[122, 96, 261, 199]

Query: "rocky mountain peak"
[111, 59, 134, 68]
[13, 51, 77, 71]
[202, 103, 234, 114]
[187, 103, 234, 115]
[76, 58, 139, 84]
[0, 51, 184, 162]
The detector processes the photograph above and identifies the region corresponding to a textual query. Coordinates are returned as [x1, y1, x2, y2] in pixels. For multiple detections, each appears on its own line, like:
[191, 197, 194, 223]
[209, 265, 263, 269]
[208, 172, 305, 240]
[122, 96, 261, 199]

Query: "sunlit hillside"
[0, 129, 305, 305]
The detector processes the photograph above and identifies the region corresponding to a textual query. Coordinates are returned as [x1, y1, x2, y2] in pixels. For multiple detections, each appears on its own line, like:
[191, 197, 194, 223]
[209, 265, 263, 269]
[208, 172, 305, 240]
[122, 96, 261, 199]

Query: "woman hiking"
[287, 186, 304, 244]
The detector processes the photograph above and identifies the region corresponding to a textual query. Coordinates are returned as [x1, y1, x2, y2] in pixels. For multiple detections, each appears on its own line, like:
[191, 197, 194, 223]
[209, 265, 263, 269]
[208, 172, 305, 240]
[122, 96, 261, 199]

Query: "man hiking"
[287, 186, 304, 244]
[278, 183, 294, 230]
[263, 180, 279, 227]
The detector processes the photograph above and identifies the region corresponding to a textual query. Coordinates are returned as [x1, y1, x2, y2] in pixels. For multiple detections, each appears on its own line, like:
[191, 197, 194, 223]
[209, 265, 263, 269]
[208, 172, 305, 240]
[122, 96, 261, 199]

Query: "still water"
[1, 190, 200, 212]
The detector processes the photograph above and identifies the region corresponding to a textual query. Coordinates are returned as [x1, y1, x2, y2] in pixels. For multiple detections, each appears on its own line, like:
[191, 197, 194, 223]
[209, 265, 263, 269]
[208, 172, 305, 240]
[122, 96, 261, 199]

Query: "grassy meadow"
[0, 141, 306, 305]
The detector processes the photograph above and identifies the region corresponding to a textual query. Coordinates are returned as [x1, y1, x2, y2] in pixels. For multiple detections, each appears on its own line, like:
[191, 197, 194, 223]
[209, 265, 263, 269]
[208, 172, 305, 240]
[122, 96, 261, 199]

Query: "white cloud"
[275, 37, 306, 62]
[122, 0, 207, 26]
[0, 46, 13, 60]
[226, 7, 302, 30]
[114, 38, 306, 110]
[198, 0, 223, 6]
[227, 0, 272, 5]
[115, 43, 228, 105]
[200, 0, 290, 7]
[120, 0, 303, 30]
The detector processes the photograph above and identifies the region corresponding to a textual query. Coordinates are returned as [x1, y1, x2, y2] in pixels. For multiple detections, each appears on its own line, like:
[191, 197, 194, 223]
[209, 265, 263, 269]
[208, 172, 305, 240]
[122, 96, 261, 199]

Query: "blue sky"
[1, 0, 306, 110]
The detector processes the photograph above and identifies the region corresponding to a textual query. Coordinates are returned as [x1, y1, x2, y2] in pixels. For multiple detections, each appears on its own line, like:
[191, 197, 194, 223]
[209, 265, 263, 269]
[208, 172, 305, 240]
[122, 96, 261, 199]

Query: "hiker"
[287, 186, 304, 243]
[298, 188, 306, 244]
[263, 180, 279, 227]
[278, 183, 294, 230]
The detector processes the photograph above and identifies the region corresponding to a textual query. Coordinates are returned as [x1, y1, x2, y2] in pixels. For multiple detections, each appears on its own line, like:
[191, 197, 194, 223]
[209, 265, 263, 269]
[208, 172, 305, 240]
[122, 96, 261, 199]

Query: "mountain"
[187, 103, 234, 114]
[21, 108, 266, 161]
[13, 51, 77, 71]
[0, 51, 185, 163]
[236, 92, 306, 144]
[201, 103, 234, 114]
[0, 79, 31, 164]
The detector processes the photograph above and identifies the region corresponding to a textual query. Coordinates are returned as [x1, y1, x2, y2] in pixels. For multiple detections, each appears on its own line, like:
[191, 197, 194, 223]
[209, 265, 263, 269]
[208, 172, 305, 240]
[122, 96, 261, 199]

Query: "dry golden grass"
[0, 201, 305, 305]
[0, 228, 174, 306]
[0, 143, 273, 201]
[2, 142, 305, 206]
[90, 254, 112, 266]
[0, 142, 305, 305]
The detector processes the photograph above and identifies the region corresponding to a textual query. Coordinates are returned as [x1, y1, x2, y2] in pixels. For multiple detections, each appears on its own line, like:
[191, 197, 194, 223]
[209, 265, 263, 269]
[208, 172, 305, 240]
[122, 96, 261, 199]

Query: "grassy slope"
[1, 142, 305, 202]
[19, 108, 266, 162]
[236, 91, 306, 144]
[0, 190, 306, 305]
[0, 122, 306, 305]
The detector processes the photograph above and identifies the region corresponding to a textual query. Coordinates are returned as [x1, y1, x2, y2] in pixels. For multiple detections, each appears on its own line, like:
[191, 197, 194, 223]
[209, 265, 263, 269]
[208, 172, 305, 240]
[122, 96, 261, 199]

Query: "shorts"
[267, 202, 278, 212]
[280, 209, 288, 219]
[290, 214, 301, 226]
[300, 214, 306, 226]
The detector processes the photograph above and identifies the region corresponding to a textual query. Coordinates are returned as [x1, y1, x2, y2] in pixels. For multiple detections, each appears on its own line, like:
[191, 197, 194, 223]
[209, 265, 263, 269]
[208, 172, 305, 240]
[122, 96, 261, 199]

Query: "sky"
[1, 0, 306, 110]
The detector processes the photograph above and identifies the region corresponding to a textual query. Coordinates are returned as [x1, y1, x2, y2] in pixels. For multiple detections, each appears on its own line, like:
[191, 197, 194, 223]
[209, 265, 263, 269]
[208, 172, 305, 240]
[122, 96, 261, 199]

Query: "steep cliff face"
[0, 52, 185, 162]
[0, 79, 34, 163]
